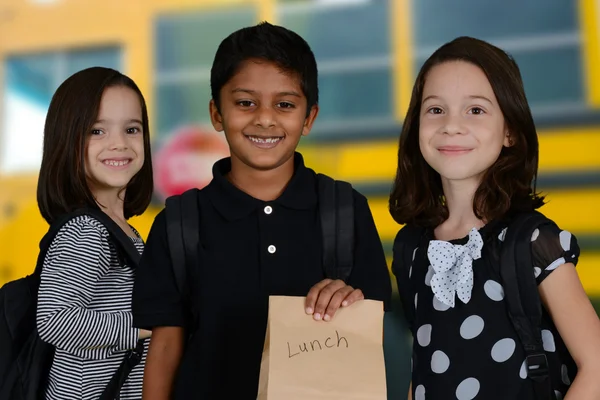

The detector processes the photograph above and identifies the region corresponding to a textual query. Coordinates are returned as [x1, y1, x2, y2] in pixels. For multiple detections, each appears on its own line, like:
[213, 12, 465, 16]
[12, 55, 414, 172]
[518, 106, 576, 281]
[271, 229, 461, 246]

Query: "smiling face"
[85, 85, 145, 198]
[419, 61, 511, 185]
[209, 59, 318, 172]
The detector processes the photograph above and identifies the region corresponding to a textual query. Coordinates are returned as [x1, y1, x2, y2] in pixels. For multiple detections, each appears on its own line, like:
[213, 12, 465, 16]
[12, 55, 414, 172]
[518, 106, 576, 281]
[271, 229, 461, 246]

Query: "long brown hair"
[389, 36, 544, 227]
[37, 67, 153, 224]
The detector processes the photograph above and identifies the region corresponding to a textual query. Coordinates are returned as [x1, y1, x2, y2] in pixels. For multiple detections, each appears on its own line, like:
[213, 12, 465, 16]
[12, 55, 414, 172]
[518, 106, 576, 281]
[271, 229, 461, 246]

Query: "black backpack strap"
[34, 208, 141, 277]
[166, 195, 187, 295]
[98, 340, 145, 400]
[81, 208, 141, 266]
[392, 224, 426, 332]
[500, 211, 553, 400]
[165, 189, 201, 296]
[317, 174, 354, 282]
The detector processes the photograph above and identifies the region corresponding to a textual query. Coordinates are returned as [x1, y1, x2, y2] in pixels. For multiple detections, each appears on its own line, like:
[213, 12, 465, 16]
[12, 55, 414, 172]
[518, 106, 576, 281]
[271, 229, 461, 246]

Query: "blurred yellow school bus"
[0, 2, 599, 296]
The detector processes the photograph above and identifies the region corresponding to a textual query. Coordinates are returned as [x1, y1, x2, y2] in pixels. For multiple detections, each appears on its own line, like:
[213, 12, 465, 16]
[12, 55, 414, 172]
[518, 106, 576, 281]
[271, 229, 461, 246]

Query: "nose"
[442, 113, 465, 136]
[253, 104, 276, 129]
[108, 131, 128, 151]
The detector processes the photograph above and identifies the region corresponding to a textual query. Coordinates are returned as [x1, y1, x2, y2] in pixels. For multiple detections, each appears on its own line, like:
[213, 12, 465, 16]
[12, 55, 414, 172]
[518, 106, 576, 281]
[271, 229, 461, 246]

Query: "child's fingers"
[305, 279, 333, 314]
[341, 288, 364, 307]
[323, 286, 355, 321]
[312, 280, 346, 320]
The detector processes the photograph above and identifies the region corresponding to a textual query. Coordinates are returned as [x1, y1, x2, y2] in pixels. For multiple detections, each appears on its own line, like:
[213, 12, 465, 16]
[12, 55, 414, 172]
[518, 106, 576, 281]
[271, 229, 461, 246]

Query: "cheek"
[133, 136, 145, 158]
[418, 125, 433, 156]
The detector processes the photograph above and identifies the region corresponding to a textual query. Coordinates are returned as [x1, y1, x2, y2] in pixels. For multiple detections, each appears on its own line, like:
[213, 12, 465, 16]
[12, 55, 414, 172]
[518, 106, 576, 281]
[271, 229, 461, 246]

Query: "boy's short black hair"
[210, 21, 318, 115]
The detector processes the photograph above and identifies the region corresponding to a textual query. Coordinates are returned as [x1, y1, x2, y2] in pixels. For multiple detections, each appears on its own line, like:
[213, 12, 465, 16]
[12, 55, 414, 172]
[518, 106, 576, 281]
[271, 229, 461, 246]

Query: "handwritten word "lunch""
[287, 330, 349, 358]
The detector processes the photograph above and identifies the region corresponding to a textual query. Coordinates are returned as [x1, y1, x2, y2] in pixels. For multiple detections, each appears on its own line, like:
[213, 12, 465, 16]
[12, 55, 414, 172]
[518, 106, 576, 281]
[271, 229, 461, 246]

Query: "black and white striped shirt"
[37, 215, 148, 400]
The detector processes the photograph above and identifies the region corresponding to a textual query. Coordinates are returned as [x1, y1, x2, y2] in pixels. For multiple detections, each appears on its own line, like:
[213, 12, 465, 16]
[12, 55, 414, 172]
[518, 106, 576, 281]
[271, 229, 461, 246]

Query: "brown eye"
[278, 102, 295, 109]
[237, 100, 255, 107]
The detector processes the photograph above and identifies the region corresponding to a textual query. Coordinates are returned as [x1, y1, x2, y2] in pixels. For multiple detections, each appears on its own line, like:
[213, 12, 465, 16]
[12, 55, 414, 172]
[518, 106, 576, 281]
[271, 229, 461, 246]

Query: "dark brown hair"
[37, 67, 153, 224]
[389, 36, 544, 227]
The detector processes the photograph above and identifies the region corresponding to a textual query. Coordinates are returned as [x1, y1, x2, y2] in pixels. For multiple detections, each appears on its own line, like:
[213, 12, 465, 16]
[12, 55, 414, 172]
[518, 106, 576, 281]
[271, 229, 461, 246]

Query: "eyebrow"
[95, 119, 143, 125]
[231, 88, 302, 97]
[422, 94, 494, 105]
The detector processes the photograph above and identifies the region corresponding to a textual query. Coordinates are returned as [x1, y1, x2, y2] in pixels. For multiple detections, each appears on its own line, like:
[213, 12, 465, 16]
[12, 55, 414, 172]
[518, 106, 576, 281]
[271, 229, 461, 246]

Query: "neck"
[93, 188, 127, 222]
[227, 155, 295, 201]
[436, 177, 485, 240]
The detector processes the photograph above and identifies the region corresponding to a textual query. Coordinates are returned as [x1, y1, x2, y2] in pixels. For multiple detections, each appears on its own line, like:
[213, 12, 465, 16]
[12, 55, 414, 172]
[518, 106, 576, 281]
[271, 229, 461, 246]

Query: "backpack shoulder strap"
[317, 174, 354, 282]
[500, 211, 553, 400]
[165, 189, 201, 295]
[81, 208, 141, 266]
[33, 208, 141, 277]
[392, 224, 426, 332]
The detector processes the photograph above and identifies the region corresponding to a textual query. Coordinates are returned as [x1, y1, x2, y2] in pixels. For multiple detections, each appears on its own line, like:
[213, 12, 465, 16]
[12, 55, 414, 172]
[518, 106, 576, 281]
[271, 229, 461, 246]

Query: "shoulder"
[52, 215, 109, 244]
[528, 215, 580, 268]
[44, 215, 112, 267]
[503, 212, 580, 282]
[393, 224, 426, 249]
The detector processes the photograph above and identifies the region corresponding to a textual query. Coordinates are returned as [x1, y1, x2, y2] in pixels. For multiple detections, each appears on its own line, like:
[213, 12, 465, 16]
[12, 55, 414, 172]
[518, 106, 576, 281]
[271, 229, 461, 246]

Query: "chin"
[241, 151, 294, 171]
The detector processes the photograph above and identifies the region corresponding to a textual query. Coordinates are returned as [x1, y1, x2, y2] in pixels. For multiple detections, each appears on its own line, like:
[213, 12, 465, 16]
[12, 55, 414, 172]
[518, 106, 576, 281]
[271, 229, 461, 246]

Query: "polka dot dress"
[397, 220, 579, 400]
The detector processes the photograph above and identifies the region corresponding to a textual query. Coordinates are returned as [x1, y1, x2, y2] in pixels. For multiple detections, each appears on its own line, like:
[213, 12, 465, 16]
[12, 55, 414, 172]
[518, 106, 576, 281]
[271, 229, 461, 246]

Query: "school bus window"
[1, 48, 120, 174]
[155, 81, 212, 139]
[154, 7, 257, 138]
[276, 0, 394, 132]
[412, 0, 584, 121]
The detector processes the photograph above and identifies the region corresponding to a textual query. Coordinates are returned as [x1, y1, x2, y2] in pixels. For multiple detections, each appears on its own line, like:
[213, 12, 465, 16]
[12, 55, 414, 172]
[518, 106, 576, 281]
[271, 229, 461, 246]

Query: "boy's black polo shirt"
[132, 152, 391, 399]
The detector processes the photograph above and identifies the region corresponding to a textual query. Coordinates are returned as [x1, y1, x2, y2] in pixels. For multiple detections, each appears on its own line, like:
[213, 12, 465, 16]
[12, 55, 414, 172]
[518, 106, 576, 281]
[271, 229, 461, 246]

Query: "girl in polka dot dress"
[388, 37, 600, 400]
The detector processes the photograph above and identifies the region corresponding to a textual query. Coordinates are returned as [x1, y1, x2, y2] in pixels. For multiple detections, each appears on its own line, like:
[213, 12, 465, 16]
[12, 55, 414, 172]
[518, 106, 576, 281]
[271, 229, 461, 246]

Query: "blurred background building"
[1, 0, 599, 397]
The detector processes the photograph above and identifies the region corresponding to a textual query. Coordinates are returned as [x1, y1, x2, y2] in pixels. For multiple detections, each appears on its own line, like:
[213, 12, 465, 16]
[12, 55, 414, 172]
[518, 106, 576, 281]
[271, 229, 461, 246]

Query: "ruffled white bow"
[427, 228, 484, 308]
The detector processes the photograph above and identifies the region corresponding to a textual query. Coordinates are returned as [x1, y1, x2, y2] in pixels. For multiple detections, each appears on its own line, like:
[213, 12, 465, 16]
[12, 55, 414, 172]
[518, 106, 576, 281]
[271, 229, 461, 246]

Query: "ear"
[301, 104, 319, 137]
[209, 99, 224, 132]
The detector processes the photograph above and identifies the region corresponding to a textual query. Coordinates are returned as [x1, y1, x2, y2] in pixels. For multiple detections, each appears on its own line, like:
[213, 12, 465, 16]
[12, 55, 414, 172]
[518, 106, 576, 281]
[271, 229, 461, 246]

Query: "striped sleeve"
[36, 216, 139, 360]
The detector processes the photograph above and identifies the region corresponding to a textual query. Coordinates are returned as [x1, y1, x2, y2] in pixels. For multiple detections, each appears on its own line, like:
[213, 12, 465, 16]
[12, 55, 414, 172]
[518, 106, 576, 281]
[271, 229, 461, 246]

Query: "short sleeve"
[531, 222, 580, 285]
[132, 210, 185, 329]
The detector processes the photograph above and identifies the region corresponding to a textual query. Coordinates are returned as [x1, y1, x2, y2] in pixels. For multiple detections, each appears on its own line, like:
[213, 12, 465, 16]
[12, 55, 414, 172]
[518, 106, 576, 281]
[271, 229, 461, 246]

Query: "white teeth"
[249, 136, 282, 144]
[104, 160, 129, 167]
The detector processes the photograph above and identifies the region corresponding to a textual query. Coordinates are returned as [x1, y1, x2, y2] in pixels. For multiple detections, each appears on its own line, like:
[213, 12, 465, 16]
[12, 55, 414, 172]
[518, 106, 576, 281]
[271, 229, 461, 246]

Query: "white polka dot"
[531, 228, 540, 241]
[519, 359, 527, 379]
[555, 390, 563, 400]
[491, 338, 516, 362]
[433, 295, 451, 311]
[561, 364, 571, 385]
[534, 267, 542, 278]
[456, 377, 480, 400]
[415, 293, 418, 309]
[417, 324, 432, 347]
[425, 265, 434, 286]
[559, 231, 572, 251]
[412, 247, 418, 261]
[546, 257, 565, 271]
[415, 385, 425, 400]
[431, 350, 450, 374]
[542, 330, 556, 352]
[460, 315, 485, 340]
[498, 227, 507, 241]
[409, 265, 413, 279]
[484, 280, 504, 301]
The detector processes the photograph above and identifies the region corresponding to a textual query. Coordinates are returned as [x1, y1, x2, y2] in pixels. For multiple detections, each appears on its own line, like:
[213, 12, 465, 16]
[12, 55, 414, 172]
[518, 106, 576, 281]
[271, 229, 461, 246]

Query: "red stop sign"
[154, 125, 230, 200]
